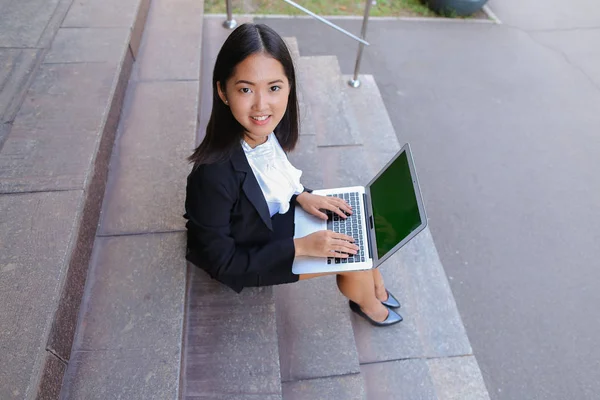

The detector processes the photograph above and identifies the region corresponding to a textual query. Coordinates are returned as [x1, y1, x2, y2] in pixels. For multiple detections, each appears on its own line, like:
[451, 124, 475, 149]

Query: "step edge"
[33, 3, 152, 398]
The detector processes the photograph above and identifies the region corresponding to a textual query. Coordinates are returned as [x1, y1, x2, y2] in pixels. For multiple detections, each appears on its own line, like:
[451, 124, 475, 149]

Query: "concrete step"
[0, 0, 150, 397]
[284, 40, 323, 190]
[361, 355, 489, 400]
[60, 233, 187, 400]
[342, 74, 490, 399]
[186, 269, 283, 400]
[296, 56, 362, 147]
[60, 0, 202, 398]
[288, 134, 323, 190]
[282, 374, 366, 400]
[283, 37, 300, 60]
[342, 74, 402, 173]
[274, 276, 362, 383]
[284, 37, 316, 139]
[274, 54, 371, 400]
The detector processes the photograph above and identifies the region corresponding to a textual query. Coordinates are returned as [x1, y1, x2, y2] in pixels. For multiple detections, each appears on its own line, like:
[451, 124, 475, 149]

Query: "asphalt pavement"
[258, 4, 600, 399]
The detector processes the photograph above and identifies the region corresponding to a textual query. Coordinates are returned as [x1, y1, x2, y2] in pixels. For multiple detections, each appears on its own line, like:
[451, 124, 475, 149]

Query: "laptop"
[292, 143, 427, 274]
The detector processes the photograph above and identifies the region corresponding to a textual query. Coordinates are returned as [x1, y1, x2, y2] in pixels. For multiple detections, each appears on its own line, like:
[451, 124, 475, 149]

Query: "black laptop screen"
[369, 151, 422, 259]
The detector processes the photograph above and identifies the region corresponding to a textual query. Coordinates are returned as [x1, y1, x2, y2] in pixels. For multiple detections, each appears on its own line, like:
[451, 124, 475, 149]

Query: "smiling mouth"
[251, 115, 270, 121]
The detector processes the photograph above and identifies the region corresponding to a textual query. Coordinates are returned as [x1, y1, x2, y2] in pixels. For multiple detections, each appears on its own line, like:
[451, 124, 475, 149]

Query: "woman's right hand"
[294, 230, 359, 258]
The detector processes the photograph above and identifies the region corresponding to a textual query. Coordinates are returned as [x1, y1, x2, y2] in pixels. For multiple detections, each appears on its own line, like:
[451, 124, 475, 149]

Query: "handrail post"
[348, 0, 373, 88]
[223, 0, 237, 29]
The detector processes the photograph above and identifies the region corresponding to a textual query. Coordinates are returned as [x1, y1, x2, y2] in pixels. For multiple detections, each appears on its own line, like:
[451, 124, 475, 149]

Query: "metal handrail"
[222, 0, 372, 88]
[281, 0, 369, 46]
[348, 0, 373, 88]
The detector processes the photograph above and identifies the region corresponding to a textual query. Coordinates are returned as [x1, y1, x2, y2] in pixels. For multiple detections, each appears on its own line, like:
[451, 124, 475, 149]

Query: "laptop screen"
[369, 150, 423, 260]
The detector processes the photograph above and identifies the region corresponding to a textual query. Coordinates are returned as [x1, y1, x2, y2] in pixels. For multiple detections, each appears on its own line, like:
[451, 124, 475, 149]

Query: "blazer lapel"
[230, 145, 273, 231]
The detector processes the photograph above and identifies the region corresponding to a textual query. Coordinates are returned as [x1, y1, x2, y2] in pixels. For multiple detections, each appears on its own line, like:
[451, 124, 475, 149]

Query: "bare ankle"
[374, 285, 388, 301]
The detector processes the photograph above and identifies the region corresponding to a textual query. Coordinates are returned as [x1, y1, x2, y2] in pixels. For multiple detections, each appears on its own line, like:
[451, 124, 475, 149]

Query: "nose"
[253, 91, 267, 111]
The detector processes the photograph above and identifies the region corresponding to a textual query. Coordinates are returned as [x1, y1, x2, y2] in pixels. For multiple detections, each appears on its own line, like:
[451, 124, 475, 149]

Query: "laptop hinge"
[363, 193, 373, 260]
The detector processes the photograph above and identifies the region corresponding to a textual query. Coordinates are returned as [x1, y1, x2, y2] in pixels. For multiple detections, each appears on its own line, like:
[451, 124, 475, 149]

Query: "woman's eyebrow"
[234, 79, 285, 85]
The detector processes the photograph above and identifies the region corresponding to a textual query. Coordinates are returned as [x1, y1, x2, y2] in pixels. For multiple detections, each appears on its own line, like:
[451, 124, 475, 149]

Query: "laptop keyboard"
[326, 192, 366, 265]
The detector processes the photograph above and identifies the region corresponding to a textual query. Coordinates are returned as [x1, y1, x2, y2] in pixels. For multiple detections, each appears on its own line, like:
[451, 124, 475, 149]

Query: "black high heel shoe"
[349, 300, 403, 327]
[381, 290, 401, 309]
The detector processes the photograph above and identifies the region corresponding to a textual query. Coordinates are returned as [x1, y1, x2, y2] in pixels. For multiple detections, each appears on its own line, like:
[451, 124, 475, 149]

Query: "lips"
[250, 115, 271, 126]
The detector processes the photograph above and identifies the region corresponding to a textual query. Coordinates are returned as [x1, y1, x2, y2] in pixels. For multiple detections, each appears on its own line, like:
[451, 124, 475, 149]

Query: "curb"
[205, 13, 497, 24]
[482, 5, 503, 24]
[23, 1, 151, 397]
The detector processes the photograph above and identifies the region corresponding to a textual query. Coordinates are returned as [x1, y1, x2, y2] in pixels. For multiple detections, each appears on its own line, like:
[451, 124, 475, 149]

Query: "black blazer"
[184, 143, 309, 293]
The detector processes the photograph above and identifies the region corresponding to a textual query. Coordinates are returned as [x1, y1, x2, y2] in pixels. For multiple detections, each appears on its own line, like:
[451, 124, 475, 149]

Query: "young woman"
[185, 23, 402, 326]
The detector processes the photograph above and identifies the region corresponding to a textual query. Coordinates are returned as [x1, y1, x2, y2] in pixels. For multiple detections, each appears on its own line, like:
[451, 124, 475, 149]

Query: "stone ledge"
[61, 348, 182, 400]
[0, 190, 83, 400]
[297, 56, 362, 147]
[98, 80, 197, 235]
[185, 269, 282, 398]
[275, 277, 361, 382]
[0, 0, 149, 398]
[61, 233, 187, 399]
[282, 374, 366, 400]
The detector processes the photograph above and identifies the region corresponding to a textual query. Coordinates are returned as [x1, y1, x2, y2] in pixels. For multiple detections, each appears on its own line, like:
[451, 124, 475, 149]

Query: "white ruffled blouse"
[241, 133, 304, 217]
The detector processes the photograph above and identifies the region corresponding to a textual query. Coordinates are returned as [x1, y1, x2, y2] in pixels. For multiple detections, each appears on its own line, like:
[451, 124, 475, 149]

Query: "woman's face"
[218, 52, 291, 147]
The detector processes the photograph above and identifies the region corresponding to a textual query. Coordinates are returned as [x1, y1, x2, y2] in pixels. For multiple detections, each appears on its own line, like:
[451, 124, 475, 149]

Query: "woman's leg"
[372, 268, 389, 302]
[299, 270, 389, 322]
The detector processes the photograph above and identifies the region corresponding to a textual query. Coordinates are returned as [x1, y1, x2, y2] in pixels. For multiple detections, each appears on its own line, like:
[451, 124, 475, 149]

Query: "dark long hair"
[188, 23, 299, 165]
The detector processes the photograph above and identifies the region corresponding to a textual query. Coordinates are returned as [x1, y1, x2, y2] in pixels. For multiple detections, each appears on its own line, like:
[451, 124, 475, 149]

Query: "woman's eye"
[240, 88, 251, 94]
[270, 85, 281, 92]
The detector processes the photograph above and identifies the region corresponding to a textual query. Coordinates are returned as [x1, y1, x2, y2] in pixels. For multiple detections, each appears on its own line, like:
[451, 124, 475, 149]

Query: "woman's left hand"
[296, 192, 353, 221]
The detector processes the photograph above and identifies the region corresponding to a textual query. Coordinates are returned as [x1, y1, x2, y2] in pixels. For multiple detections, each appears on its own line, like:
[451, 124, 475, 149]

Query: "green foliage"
[205, 0, 437, 17]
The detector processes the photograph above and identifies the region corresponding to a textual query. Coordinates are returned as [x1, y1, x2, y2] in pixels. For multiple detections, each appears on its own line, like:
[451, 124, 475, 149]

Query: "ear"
[217, 81, 228, 105]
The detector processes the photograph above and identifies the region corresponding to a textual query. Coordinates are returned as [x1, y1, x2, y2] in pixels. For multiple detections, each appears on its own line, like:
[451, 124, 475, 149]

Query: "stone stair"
[0, 0, 491, 396]
[183, 19, 491, 399]
[0, 0, 150, 398]
[59, 0, 203, 397]
[280, 39, 489, 400]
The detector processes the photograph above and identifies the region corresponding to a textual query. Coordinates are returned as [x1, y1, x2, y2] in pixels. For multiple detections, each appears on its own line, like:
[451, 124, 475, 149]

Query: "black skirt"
[189, 202, 300, 293]
[246, 201, 300, 288]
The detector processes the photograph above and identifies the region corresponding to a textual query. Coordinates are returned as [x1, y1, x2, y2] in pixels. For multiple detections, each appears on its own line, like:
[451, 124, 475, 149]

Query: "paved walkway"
[0, 0, 66, 145]
[1, 0, 151, 397]
[257, 4, 600, 399]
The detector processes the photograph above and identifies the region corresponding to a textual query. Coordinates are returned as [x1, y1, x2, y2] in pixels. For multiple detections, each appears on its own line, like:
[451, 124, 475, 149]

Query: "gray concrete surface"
[282, 47, 487, 397]
[0, 191, 82, 400]
[1, 0, 146, 396]
[257, 14, 600, 400]
[296, 56, 362, 147]
[61, 0, 200, 397]
[0, 0, 60, 47]
[0, 62, 123, 192]
[185, 269, 282, 399]
[488, 0, 600, 31]
[282, 374, 366, 400]
[61, 234, 186, 400]
[98, 80, 196, 235]
[275, 276, 361, 382]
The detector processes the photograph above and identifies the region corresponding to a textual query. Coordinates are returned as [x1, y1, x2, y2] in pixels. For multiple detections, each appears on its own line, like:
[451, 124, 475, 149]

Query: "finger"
[332, 244, 358, 255]
[312, 207, 328, 220]
[330, 238, 359, 253]
[325, 203, 348, 219]
[330, 250, 350, 258]
[332, 232, 355, 243]
[336, 199, 353, 214]
[338, 242, 360, 253]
